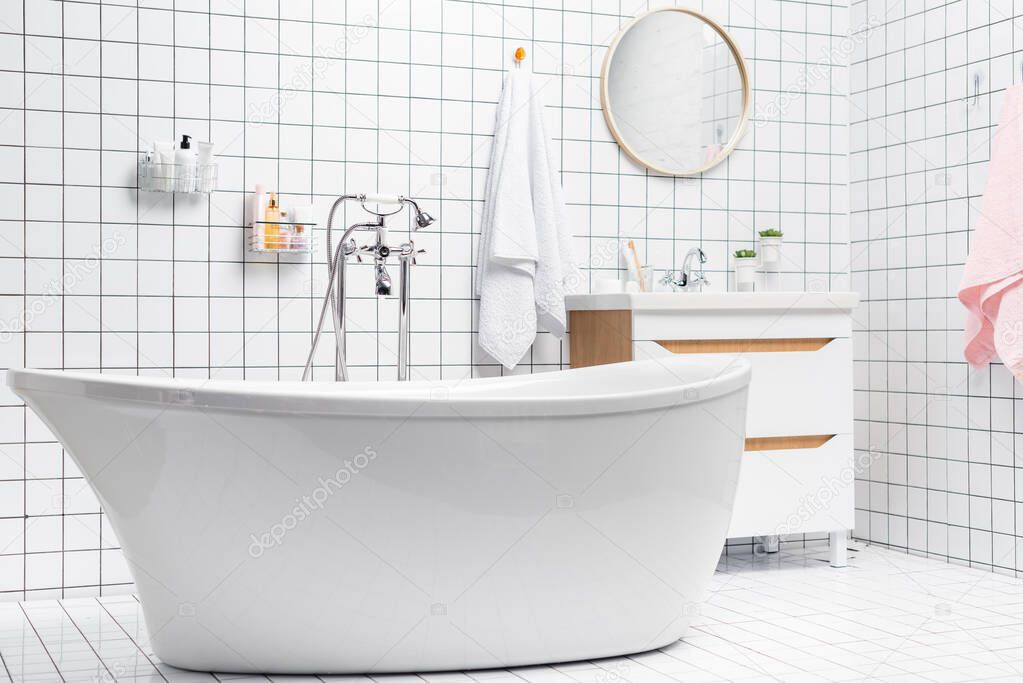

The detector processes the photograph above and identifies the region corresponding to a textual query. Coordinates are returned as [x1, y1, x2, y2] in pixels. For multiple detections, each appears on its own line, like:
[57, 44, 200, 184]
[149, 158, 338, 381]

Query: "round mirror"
[600, 8, 751, 176]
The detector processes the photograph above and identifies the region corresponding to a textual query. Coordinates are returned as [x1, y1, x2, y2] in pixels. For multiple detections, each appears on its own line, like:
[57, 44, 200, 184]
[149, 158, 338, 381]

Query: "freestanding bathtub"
[9, 356, 750, 674]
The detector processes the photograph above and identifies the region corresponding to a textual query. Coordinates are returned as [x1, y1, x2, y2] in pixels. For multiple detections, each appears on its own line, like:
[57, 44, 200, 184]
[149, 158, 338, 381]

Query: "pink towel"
[959, 84, 1023, 379]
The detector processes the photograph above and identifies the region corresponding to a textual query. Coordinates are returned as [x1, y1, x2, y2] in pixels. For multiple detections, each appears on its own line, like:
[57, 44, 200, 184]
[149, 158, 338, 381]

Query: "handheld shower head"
[400, 198, 435, 230]
[415, 210, 435, 229]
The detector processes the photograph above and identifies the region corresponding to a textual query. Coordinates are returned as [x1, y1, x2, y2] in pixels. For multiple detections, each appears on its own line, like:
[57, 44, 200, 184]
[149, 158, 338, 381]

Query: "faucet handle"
[399, 242, 427, 264]
[660, 270, 684, 292]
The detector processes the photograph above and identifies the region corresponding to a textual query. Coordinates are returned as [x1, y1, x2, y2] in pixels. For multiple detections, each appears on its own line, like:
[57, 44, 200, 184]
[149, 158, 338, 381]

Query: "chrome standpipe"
[397, 243, 414, 381]
[303, 218, 376, 382]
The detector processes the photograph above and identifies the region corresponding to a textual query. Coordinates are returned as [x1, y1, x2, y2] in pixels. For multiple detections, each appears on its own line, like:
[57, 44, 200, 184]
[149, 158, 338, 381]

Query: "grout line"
[15, 603, 65, 682]
[95, 596, 172, 681]
[56, 601, 118, 681]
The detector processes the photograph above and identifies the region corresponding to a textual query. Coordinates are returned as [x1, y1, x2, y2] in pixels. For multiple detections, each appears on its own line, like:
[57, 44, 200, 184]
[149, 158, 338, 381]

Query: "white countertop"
[565, 291, 860, 312]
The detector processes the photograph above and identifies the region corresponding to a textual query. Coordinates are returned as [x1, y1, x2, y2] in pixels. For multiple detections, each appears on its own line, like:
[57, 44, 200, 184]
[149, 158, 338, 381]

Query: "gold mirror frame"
[600, 7, 752, 176]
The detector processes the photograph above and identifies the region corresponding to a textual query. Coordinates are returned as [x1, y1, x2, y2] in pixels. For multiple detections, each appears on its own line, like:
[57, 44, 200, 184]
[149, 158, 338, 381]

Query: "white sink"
[565, 291, 860, 311]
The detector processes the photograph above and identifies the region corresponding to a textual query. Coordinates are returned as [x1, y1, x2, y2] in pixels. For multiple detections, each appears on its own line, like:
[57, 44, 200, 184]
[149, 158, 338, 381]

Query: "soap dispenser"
[174, 135, 197, 192]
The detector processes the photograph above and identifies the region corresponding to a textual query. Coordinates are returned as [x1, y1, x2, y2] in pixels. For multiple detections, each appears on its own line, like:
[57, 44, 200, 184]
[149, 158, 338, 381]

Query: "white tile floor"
[0, 543, 1022, 682]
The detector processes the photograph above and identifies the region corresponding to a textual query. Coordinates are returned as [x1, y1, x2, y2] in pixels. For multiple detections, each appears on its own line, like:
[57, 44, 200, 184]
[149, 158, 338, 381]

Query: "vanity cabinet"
[565, 292, 859, 567]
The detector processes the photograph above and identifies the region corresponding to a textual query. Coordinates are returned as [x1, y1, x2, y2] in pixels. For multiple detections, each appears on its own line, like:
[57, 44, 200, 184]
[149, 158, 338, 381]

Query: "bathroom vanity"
[565, 291, 859, 566]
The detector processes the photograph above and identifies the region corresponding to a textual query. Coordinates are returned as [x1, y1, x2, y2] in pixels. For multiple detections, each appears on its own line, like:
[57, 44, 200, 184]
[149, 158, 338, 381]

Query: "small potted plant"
[758, 228, 783, 269]
[733, 249, 758, 291]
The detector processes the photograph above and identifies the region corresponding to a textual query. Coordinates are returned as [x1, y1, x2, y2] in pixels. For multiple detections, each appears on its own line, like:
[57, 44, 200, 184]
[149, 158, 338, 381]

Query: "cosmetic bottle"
[174, 135, 197, 192]
[280, 210, 292, 249]
[264, 192, 282, 249]
[195, 140, 213, 165]
[251, 184, 266, 249]
[292, 205, 312, 250]
[153, 141, 175, 191]
[194, 141, 214, 191]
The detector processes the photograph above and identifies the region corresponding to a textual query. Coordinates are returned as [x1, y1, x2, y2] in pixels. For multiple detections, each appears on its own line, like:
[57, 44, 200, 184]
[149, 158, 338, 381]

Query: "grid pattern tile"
[850, 0, 1023, 572]
[0, 0, 849, 597]
[2, 545, 1023, 680]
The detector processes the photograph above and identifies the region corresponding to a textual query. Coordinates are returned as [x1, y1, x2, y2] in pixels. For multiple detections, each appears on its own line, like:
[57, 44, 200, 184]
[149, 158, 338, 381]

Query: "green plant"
[758, 228, 783, 238]
[734, 249, 756, 259]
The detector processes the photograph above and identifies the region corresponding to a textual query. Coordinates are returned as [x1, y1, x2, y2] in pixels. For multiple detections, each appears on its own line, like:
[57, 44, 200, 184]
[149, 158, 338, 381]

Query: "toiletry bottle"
[140, 149, 153, 190]
[153, 141, 175, 191]
[195, 140, 214, 191]
[174, 135, 197, 192]
[264, 192, 282, 249]
[292, 205, 312, 250]
[251, 184, 266, 249]
[292, 222, 306, 250]
[279, 209, 291, 249]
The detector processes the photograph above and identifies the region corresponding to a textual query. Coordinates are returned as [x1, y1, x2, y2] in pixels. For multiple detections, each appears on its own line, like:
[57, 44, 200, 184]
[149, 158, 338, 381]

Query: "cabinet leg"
[829, 531, 847, 567]
[758, 535, 779, 554]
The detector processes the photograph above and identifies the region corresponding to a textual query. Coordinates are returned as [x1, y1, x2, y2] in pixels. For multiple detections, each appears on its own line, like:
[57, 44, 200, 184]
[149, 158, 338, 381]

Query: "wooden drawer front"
[664, 337, 852, 438]
[727, 434, 854, 538]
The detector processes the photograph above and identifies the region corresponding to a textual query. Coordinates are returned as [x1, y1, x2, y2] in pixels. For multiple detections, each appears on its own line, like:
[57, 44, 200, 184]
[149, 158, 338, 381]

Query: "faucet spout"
[375, 261, 392, 296]
[682, 247, 707, 277]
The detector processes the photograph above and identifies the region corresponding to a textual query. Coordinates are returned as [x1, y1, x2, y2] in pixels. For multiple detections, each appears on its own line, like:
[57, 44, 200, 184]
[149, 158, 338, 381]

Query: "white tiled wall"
[0, 0, 848, 598]
[850, 0, 1023, 573]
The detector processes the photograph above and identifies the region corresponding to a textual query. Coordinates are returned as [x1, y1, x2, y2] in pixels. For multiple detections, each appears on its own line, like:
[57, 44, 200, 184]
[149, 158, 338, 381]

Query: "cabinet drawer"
[727, 433, 854, 538]
[660, 337, 852, 438]
[633, 309, 853, 341]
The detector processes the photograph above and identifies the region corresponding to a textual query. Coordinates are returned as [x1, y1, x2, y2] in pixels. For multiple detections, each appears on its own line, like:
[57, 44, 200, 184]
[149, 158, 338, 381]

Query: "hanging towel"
[477, 69, 578, 370]
[959, 84, 1023, 380]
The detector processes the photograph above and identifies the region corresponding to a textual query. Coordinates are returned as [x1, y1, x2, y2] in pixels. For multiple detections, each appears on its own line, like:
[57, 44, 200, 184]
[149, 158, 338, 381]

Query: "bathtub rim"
[7, 357, 750, 419]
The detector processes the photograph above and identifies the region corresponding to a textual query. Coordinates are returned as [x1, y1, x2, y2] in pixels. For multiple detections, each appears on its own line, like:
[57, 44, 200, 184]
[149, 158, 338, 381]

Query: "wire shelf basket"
[138, 159, 218, 194]
[248, 222, 316, 254]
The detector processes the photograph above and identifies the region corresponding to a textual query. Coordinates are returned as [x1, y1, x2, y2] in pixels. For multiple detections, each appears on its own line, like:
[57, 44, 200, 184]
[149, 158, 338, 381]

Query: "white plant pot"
[733, 257, 758, 291]
[759, 236, 782, 270]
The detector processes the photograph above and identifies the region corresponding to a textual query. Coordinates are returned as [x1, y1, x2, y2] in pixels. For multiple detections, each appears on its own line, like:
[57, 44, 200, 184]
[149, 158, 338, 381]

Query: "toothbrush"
[627, 240, 646, 292]
[621, 243, 639, 284]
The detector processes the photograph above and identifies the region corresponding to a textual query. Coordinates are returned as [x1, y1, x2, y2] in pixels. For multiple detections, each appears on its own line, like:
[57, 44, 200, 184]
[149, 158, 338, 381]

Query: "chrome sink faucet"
[661, 248, 709, 292]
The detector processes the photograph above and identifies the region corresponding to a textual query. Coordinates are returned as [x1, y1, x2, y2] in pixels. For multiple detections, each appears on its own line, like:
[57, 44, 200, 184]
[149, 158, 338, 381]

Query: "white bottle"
[152, 141, 175, 191]
[251, 184, 266, 249]
[194, 140, 214, 192]
[174, 135, 197, 192]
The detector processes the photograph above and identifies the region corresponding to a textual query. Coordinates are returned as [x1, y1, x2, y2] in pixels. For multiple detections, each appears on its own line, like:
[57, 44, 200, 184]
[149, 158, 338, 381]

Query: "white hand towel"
[477, 69, 578, 370]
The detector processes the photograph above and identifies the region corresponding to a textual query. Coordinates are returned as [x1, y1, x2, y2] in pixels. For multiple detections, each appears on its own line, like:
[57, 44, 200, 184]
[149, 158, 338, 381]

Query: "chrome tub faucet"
[302, 194, 434, 382]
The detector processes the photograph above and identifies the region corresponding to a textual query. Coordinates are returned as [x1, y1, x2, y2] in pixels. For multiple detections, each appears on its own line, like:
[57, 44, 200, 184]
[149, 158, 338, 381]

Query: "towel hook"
[514, 46, 526, 68]
[964, 72, 980, 107]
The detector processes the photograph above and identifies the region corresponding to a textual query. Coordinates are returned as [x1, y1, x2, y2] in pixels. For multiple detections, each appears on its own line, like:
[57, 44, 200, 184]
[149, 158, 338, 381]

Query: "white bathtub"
[9, 357, 750, 674]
